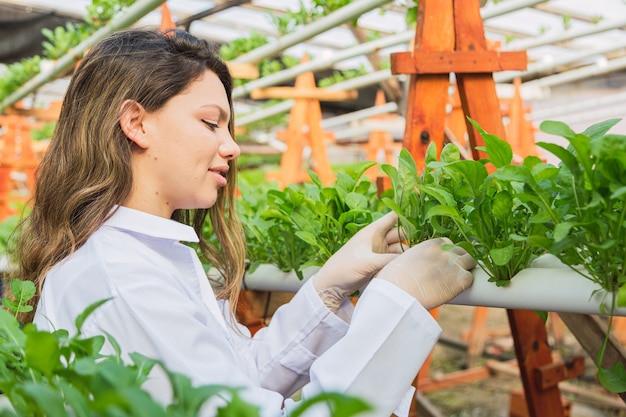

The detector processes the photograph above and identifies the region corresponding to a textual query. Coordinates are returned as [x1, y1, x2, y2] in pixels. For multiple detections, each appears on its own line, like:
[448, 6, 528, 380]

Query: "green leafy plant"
[381, 145, 458, 247]
[219, 31, 298, 88]
[30, 122, 56, 142]
[534, 118, 626, 393]
[0, 57, 41, 102]
[383, 121, 554, 286]
[317, 67, 367, 88]
[41, 23, 89, 60]
[0, 215, 20, 257]
[238, 162, 382, 278]
[0, 279, 371, 416]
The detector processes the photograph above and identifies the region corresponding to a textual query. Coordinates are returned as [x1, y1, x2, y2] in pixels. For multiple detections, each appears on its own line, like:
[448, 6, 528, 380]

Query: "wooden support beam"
[391, 50, 527, 74]
[486, 359, 626, 411]
[226, 62, 260, 80]
[558, 312, 626, 403]
[535, 356, 586, 390]
[6, 101, 62, 122]
[417, 366, 492, 393]
[250, 87, 357, 101]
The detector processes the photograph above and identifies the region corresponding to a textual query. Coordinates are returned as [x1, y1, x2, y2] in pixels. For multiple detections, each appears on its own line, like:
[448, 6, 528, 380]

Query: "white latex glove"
[376, 237, 477, 310]
[312, 211, 405, 312]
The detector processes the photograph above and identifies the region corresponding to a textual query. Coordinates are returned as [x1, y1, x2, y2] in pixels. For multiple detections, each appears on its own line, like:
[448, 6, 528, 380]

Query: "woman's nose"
[220, 133, 241, 160]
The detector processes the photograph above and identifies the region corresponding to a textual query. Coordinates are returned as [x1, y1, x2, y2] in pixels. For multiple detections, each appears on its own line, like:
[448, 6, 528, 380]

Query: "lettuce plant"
[383, 120, 555, 287]
[238, 161, 382, 279]
[535, 118, 626, 393]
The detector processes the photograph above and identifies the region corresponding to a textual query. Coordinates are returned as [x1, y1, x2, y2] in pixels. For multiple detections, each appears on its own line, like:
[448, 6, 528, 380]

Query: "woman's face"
[125, 70, 240, 218]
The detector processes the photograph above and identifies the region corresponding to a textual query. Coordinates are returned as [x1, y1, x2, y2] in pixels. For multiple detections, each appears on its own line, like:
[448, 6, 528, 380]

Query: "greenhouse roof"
[1, 0, 626, 137]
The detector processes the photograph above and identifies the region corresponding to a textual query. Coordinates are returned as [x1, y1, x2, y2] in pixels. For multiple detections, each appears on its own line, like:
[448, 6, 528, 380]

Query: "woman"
[11, 28, 476, 417]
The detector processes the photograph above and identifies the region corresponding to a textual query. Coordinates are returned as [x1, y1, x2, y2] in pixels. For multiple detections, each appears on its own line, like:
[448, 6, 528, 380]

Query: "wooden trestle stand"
[255, 56, 357, 189]
[387, 0, 621, 415]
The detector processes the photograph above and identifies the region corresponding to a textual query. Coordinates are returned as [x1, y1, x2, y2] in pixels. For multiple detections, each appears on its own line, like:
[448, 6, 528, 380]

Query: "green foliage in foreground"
[0, 279, 371, 417]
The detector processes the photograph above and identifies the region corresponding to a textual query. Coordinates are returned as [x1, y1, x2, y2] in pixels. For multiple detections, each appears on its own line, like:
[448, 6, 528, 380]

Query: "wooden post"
[508, 310, 566, 416]
[391, 0, 454, 173]
[159, 3, 176, 31]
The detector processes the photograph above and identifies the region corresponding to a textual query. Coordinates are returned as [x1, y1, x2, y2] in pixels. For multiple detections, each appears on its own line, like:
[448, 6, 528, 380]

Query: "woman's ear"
[119, 99, 149, 148]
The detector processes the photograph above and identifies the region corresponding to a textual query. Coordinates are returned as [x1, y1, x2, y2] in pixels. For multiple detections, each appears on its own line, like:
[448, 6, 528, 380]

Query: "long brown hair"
[10, 28, 246, 323]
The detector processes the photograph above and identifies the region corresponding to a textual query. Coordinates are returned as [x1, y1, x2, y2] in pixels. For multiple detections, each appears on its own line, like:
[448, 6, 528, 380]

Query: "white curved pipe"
[223, 255, 626, 317]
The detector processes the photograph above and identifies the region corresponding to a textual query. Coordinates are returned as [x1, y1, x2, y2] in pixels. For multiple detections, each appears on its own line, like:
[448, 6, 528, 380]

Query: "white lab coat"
[34, 206, 442, 417]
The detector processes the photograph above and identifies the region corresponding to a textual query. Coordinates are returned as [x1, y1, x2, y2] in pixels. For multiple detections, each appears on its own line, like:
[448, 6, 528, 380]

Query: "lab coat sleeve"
[293, 278, 442, 417]
[247, 279, 354, 397]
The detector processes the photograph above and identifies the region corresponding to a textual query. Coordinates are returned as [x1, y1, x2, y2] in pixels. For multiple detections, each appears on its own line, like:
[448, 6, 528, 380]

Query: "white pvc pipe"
[235, 69, 391, 126]
[232, 0, 392, 64]
[233, 31, 413, 99]
[525, 55, 626, 91]
[321, 102, 399, 129]
[229, 255, 626, 317]
[504, 17, 626, 52]
[530, 90, 626, 122]
[450, 264, 622, 316]
[480, 0, 548, 19]
[495, 38, 626, 83]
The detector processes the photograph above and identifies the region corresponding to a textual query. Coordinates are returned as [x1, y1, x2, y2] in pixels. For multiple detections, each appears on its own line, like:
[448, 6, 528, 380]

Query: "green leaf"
[70, 335, 106, 358]
[3, 280, 36, 316]
[539, 120, 576, 139]
[535, 310, 548, 323]
[467, 117, 512, 168]
[0, 309, 26, 345]
[25, 329, 60, 377]
[290, 392, 371, 417]
[491, 192, 513, 220]
[418, 185, 456, 207]
[553, 222, 574, 242]
[128, 352, 158, 385]
[490, 245, 514, 266]
[425, 141, 439, 165]
[16, 383, 68, 417]
[345, 192, 368, 210]
[439, 142, 460, 163]
[582, 118, 621, 140]
[217, 390, 261, 417]
[74, 298, 111, 335]
[294, 231, 320, 247]
[618, 284, 626, 307]
[535, 142, 579, 175]
[56, 379, 91, 417]
[597, 362, 626, 393]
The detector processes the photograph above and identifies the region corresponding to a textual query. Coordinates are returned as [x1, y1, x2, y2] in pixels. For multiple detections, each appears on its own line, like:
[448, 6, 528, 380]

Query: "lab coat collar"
[104, 205, 200, 243]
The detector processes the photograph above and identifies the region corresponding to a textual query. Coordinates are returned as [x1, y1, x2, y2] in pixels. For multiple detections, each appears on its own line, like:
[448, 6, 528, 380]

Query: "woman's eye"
[202, 120, 219, 130]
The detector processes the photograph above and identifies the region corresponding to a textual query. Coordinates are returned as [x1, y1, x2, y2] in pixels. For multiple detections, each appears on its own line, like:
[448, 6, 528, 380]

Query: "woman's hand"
[376, 238, 476, 310]
[312, 211, 404, 312]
